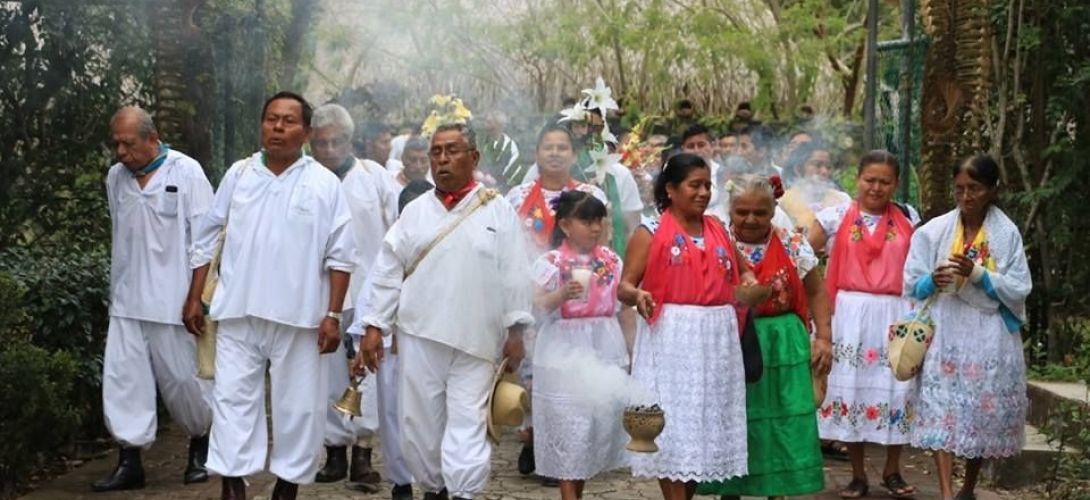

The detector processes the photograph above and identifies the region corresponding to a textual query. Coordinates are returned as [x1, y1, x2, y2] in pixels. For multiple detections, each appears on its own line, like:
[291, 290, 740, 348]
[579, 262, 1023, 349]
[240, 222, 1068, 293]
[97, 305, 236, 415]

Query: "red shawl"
[517, 179, 578, 249]
[824, 201, 913, 311]
[748, 231, 810, 326]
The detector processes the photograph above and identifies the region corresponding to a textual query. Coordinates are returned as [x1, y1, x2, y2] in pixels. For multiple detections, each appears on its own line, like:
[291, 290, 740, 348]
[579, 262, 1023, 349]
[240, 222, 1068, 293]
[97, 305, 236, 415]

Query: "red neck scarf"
[518, 179, 578, 249]
[741, 230, 810, 325]
[436, 179, 478, 210]
[824, 201, 913, 311]
[642, 210, 740, 324]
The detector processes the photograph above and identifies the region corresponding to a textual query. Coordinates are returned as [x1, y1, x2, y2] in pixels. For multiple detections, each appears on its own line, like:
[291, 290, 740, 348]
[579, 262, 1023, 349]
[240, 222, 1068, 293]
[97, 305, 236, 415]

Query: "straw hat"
[487, 358, 528, 443]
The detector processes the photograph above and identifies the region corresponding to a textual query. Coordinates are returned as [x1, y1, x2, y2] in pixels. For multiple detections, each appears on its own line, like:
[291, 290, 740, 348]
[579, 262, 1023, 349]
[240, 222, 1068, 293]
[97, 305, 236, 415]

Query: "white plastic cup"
[570, 266, 592, 301]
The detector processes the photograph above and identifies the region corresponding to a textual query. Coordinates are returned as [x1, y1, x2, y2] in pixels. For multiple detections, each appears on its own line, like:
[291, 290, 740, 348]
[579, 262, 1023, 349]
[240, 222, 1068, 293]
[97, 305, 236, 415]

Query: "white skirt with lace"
[629, 303, 748, 482]
[532, 316, 629, 480]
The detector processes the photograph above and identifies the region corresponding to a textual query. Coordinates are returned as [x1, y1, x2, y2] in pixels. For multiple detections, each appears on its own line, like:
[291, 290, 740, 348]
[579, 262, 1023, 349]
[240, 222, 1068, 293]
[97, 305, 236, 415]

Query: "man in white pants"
[94, 106, 214, 492]
[184, 92, 358, 500]
[357, 123, 533, 500]
[309, 104, 400, 492]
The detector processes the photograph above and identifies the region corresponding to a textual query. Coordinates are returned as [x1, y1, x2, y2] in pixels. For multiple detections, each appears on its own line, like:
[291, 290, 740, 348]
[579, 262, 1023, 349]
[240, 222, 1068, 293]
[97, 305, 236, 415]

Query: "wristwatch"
[325, 311, 343, 322]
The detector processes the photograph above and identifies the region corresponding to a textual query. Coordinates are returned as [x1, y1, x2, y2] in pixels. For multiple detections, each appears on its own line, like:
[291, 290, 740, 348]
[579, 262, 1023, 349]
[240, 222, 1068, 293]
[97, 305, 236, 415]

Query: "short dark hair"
[654, 152, 709, 213]
[738, 124, 771, 151]
[404, 136, 429, 153]
[536, 124, 574, 150]
[783, 141, 830, 183]
[956, 154, 1000, 187]
[736, 102, 753, 112]
[433, 122, 477, 150]
[680, 124, 712, 145]
[676, 99, 694, 110]
[550, 191, 609, 248]
[858, 149, 900, 177]
[262, 91, 313, 128]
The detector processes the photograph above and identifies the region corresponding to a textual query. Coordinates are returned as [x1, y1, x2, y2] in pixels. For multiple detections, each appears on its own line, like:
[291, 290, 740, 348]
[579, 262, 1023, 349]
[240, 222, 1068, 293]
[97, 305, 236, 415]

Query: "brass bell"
[333, 377, 363, 418]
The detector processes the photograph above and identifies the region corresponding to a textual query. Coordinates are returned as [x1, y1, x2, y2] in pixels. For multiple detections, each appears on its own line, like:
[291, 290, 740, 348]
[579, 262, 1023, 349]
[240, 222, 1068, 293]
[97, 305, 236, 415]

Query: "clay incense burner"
[623, 404, 665, 453]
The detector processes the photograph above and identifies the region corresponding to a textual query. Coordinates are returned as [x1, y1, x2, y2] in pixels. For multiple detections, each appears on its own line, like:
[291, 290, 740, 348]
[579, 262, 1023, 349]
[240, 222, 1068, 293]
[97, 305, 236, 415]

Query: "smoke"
[532, 336, 655, 410]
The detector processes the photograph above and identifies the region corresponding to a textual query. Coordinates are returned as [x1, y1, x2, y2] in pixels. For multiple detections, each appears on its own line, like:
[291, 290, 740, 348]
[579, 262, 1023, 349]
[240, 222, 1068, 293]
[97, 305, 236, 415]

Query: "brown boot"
[221, 476, 246, 500]
[349, 446, 381, 484]
[271, 478, 298, 500]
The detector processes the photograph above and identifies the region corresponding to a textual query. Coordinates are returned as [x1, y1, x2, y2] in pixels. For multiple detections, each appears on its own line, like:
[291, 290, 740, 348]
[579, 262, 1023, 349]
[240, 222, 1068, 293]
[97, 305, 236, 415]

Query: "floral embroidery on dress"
[669, 234, 686, 265]
[714, 245, 731, 273]
[557, 252, 616, 287]
[832, 341, 890, 368]
[849, 217, 865, 241]
[818, 398, 913, 435]
[524, 206, 547, 232]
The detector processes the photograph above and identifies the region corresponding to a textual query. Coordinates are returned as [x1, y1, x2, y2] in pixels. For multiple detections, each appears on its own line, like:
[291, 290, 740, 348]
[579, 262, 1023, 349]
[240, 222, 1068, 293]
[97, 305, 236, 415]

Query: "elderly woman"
[904, 154, 1030, 500]
[779, 142, 851, 232]
[619, 153, 757, 500]
[507, 124, 608, 255]
[698, 176, 833, 499]
[807, 150, 920, 499]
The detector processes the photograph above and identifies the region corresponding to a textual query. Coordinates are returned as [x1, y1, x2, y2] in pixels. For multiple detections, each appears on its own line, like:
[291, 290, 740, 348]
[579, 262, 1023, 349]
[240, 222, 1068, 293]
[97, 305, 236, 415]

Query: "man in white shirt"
[94, 106, 214, 492]
[184, 92, 358, 500]
[309, 103, 401, 493]
[356, 123, 533, 500]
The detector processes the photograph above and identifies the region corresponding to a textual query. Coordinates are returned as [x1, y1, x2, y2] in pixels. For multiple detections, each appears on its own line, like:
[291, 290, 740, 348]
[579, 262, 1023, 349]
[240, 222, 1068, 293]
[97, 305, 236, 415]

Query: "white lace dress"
[531, 250, 629, 480]
[628, 217, 748, 482]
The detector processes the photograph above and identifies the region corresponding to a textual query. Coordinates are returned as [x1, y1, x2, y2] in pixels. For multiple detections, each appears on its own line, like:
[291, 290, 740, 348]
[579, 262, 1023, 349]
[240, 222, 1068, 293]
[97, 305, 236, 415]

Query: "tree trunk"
[278, 0, 319, 90]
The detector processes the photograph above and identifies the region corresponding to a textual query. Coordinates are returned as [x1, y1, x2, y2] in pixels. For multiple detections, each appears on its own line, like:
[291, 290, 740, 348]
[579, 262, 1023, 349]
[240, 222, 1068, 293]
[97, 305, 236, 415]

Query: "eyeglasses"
[428, 145, 474, 159]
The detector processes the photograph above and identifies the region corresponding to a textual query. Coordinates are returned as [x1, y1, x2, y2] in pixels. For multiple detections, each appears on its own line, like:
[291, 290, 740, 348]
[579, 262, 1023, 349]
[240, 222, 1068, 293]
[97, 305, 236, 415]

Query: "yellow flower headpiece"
[421, 94, 473, 137]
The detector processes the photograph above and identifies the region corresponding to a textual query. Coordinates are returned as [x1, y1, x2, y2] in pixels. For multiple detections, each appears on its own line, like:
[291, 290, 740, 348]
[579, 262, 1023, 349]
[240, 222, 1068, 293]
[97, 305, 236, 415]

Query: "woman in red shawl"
[619, 153, 757, 500]
[807, 150, 920, 499]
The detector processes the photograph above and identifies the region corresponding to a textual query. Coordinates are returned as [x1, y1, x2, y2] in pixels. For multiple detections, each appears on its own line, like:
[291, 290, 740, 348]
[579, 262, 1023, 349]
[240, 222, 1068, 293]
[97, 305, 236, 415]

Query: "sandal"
[881, 473, 916, 498]
[839, 477, 868, 499]
[821, 441, 850, 461]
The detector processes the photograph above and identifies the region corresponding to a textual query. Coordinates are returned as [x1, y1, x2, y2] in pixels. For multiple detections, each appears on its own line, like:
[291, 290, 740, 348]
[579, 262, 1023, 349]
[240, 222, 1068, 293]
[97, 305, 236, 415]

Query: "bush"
[0, 341, 81, 496]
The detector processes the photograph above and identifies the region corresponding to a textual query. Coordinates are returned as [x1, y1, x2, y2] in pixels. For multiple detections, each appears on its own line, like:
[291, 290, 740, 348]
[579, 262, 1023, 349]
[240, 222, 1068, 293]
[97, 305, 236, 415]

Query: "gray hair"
[726, 174, 777, 205]
[311, 103, 355, 141]
[404, 136, 429, 153]
[110, 106, 157, 139]
[434, 122, 477, 150]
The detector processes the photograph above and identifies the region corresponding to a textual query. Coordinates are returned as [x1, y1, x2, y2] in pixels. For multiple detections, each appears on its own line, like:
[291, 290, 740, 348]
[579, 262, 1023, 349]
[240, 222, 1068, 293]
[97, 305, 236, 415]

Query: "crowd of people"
[95, 82, 1032, 500]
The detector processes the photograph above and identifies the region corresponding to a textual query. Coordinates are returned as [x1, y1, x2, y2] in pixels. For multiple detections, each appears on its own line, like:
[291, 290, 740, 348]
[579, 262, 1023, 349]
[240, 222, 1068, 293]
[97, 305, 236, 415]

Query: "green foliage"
[0, 340, 80, 496]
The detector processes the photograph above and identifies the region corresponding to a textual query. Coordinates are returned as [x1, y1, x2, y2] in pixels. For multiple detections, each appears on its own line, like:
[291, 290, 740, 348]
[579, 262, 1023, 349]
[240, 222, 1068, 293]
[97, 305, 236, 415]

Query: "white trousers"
[323, 311, 379, 446]
[398, 334, 494, 499]
[205, 317, 327, 484]
[378, 345, 413, 485]
[103, 317, 212, 448]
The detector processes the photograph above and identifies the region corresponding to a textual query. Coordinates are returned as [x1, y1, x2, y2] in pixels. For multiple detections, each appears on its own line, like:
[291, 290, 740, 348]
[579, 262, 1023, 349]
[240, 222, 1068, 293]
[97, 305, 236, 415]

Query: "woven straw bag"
[887, 295, 937, 382]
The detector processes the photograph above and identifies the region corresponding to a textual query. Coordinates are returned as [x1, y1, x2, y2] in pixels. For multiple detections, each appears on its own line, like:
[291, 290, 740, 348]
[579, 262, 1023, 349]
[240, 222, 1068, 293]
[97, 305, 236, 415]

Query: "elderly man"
[355, 123, 532, 500]
[309, 103, 403, 493]
[94, 106, 214, 492]
[184, 92, 357, 500]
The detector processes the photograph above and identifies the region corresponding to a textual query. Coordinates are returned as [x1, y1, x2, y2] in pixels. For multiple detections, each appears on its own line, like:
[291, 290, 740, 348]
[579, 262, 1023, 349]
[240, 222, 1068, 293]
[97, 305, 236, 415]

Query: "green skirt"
[697, 313, 824, 497]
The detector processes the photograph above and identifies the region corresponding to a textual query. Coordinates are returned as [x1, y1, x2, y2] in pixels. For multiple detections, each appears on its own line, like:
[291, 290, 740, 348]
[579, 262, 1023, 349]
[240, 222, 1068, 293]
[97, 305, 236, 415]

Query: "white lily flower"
[582, 77, 618, 115]
[599, 119, 617, 145]
[558, 104, 588, 123]
[588, 146, 620, 186]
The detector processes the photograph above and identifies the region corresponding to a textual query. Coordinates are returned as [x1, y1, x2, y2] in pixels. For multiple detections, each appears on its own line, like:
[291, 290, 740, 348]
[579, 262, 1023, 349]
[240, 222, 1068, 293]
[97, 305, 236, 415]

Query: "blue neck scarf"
[133, 144, 170, 177]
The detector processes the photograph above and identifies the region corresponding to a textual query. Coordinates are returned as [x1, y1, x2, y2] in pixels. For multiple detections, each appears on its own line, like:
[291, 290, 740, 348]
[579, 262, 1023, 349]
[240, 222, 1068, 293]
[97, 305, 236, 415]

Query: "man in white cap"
[356, 123, 532, 500]
[184, 91, 357, 500]
[309, 103, 401, 493]
[94, 105, 214, 492]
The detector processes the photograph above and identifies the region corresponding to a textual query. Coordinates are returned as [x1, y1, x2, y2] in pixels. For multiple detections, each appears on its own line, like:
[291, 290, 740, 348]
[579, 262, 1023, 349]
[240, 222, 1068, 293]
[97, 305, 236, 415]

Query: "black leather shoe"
[314, 445, 348, 483]
[271, 478, 298, 500]
[91, 447, 145, 492]
[423, 488, 449, 500]
[517, 444, 535, 475]
[391, 483, 413, 500]
[349, 446, 381, 484]
[183, 435, 210, 484]
[540, 475, 559, 487]
[221, 476, 246, 500]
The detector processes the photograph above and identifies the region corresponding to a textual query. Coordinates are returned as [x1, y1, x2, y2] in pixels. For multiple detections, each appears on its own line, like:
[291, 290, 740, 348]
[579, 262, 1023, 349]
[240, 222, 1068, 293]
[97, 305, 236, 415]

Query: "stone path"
[21, 421, 1024, 500]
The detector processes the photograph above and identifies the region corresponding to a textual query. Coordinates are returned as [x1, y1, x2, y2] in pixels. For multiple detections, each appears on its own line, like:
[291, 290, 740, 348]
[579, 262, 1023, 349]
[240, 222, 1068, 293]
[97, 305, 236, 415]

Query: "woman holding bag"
[903, 154, 1031, 500]
[807, 150, 920, 499]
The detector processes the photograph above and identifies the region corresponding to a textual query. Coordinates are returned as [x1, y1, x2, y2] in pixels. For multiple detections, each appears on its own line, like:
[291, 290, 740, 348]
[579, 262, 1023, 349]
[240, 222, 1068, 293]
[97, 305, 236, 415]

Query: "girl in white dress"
[531, 191, 629, 500]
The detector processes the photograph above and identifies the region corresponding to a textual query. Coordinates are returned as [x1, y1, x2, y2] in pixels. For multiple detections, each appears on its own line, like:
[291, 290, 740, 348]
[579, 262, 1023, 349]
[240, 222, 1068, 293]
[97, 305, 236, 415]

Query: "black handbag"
[740, 309, 764, 384]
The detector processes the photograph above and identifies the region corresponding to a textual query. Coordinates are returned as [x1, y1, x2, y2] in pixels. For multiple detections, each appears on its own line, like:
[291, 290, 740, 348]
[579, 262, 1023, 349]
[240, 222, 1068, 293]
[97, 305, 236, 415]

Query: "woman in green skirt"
[699, 175, 834, 499]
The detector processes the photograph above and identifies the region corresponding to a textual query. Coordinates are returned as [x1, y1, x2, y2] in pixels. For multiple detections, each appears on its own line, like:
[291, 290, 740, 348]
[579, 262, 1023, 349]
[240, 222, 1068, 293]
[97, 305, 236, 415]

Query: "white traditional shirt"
[190, 152, 358, 329]
[107, 150, 214, 325]
[362, 184, 534, 361]
[341, 158, 400, 307]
